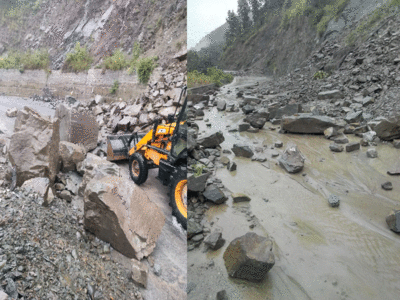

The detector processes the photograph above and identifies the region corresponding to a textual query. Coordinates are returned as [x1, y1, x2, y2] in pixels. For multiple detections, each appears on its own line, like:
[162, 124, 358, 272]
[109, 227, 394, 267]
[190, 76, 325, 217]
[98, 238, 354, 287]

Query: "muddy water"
[188, 77, 400, 299]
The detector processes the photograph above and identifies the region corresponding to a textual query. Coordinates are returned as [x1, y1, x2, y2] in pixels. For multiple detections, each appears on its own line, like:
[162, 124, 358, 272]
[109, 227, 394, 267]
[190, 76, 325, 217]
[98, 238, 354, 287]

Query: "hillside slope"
[217, 0, 391, 75]
[0, 0, 186, 69]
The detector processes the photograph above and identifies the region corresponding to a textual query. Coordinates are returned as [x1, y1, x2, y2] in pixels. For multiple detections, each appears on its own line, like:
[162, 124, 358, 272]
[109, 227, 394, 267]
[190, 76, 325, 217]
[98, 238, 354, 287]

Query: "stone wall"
[0, 68, 162, 103]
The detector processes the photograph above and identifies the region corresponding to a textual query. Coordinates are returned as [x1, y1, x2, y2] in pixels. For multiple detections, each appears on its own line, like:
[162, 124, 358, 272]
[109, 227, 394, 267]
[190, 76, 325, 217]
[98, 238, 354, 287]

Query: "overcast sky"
[188, 0, 238, 49]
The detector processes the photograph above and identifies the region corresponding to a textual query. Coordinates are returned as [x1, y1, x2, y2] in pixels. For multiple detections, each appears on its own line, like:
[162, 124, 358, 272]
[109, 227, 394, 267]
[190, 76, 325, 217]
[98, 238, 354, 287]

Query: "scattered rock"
[238, 123, 251, 132]
[204, 230, 225, 251]
[198, 131, 225, 148]
[386, 210, 400, 232]
[227, 162, 237, 171]
[188, 173, 211, 192]
[232, 193, 251, 203]
[203, 184, 227, 204]
[223, 232, 275, 282]
[131, 259, 149, 288]
[381, 182, 393, 190]
[6, 107, 18, 118]
[329, 143, 344, 152]
[232, 144, 254, 158]
[274, 141, 283, 148]
[328, 195, 340, 207]
[369, 117, 400, 141]
[21, 177, 53, 205]
[216, 290, 229, 300]
[278, 144, 305, 173]
[345, 142, 360, 152]
[217, 100, 226, 111]
[366, 148, 378, 158]
[317, 90, 342, 100]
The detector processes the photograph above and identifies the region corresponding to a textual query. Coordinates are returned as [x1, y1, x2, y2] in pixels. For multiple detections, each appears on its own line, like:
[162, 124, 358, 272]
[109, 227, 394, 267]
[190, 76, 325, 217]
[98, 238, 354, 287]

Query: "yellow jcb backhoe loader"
[106, 87, 187, 229]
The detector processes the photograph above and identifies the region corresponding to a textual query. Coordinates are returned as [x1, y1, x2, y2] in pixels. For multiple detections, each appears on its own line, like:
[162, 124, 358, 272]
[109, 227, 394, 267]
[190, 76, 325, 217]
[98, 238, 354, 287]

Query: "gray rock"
[0, 290, 8, 300]
[238, 123, 250, 132]
[278, 144, 305, 173]
[204, 230, 225, 250]
[216, 290, 229, 300]
[345, 142, 360, 152]
[59, 141, 86, 172]
[328, 195, 340, 207]
[244, 115, 267, 129]
[203, 184, 227, 204]
[58, 190, 72, 202]
[269, 104, 301, 119]
[242, 105, 255, 114]
[333, 135, 349, 144]
[232, 193, 251, 203]
[324, 127, 339, 139]
[393, 140, 400, 149]
[382, 182, 393, 190]
[366, 148, 378, 158]
[232, 144, 254, 158]
[198, 131, 225, 148]
[329, 143, 344, 152]
[281, 114, 337, 134]
[5, 278, 17, 299]
[131, 259, 149, 288]
[188, 173, 210, 192]
[345, 111, 363, 123]
[6, 107, 18, 118]
[217, 100, 226, 111]
[386, 210, 400, 232]
[368, 117, 400, 141]
[223, 232, 275, 282]
[227, 162, 237, 171]
[318, 90, 342, 100]
[274, 141, 283, 148]
[188, 220, 203, 239]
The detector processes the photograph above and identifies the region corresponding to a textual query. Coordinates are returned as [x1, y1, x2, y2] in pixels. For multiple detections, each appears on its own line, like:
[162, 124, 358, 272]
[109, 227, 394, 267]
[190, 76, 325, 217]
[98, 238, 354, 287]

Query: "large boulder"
[198, 131, 225, 148]
[223, 232, 275, 282]
[188, 172, 210, 192]
[55, 103, 98, 152]
[278, 144, 305, 173]
[368, 117, 400, 141]
[59, 141, 86, 172]
[8, 107, 60, 187]
[84, 176, 165, 259]
[281, 114, 337, 134]
[77, 153, 120, 196]
[386, 210, 400, 232]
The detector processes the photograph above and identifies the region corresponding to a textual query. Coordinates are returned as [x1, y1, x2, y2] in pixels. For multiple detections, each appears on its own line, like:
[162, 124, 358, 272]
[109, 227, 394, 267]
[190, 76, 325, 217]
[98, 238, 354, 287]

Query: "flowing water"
[188, 77, 400, 300]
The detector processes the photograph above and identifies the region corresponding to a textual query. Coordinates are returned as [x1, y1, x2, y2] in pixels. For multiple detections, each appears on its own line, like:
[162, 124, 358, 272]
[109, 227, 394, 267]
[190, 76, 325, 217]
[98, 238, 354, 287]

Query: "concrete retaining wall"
[188, 84, 217, 95]
[0, 68, 162, 103]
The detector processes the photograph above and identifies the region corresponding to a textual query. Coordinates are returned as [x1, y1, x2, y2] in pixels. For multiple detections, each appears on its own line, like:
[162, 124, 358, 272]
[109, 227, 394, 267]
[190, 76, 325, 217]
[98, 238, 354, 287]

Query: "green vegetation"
[313, 70, 329, 80]
[103, 48, 128, 71]
[109, 80, 119, 94]
[0, 49, 49, 72]
[280, 0, 350, 36]
[191, 164, 205, 177]
[345, 0, 400, 46]
[64, 42, 93, 72]
[136, 57, 158, 84]
[188, 67, 234, 88]
[127, 42, 142, 75]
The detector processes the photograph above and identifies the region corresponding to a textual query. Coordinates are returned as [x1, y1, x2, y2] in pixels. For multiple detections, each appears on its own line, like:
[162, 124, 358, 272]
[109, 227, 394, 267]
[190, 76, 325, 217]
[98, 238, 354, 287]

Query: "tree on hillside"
[238, 0, 252, 34]
[225, 10, 241, 46]
[250, 0, 261, 26]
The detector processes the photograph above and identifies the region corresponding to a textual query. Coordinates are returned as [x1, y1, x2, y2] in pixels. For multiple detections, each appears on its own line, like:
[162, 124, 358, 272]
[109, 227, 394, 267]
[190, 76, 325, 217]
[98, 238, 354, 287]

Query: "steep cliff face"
[0, 0, 186, 69]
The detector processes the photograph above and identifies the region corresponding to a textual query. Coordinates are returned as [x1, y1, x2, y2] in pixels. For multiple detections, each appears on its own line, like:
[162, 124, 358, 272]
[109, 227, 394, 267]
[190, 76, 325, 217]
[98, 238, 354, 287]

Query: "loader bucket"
[106, 133, 144, 161]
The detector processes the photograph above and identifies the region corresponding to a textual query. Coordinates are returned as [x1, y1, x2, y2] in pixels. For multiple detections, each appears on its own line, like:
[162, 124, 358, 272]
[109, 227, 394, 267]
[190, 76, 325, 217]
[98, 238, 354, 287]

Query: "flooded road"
[188, 77, 400, 299]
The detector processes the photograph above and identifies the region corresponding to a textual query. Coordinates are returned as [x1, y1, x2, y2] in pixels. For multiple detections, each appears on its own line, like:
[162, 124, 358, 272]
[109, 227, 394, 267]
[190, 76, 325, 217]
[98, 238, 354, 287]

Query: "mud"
[188, 77, 400, 300]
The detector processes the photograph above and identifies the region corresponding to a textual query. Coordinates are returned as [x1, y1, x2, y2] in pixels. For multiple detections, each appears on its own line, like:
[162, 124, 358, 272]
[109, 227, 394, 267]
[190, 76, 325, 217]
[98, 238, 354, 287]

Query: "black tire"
[129, 153, 148, 185]
[169, 167, 187, 230]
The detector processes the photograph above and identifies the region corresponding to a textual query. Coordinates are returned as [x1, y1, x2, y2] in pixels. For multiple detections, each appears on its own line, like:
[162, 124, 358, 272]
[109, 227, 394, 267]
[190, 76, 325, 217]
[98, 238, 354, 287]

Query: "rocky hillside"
[191, 23, 228, 52]
[214, 0, 393, 75]
[0, 0, 186, 69]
